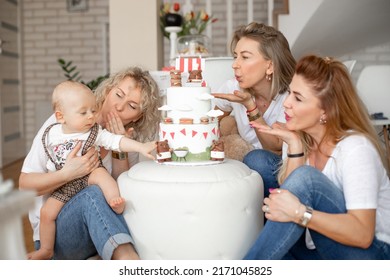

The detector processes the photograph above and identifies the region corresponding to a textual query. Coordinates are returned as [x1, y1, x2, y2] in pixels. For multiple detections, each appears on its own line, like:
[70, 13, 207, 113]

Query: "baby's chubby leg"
[28, 197, 64, 260]
[88, 167, 125, 214]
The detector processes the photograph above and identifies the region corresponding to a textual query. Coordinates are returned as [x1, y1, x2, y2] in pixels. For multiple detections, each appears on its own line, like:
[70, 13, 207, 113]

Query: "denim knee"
[282, 166, 320, 199]
[85, 185, 103, 196]
[82, 185, 105, 203]
[244, 150, 279, 175]
[283, 166, 346, 213]
[243, 149, 269, 169]
[244, 149, 281, 196]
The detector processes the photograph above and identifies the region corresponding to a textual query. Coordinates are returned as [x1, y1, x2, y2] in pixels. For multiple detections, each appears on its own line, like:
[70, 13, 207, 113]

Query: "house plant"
[57, 58, 109, 90]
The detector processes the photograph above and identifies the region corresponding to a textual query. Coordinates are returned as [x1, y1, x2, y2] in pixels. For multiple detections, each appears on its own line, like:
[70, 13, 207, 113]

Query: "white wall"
[109, 0, 163, 72]
[21, 0, 110, 151]
[278, 0, 322, 48]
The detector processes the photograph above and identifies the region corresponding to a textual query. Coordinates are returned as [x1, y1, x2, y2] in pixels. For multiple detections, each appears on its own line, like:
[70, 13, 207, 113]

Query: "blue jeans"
[34, 186, 134, 260]
[243, 149, 282, 198]
[244, 166, 390, 259]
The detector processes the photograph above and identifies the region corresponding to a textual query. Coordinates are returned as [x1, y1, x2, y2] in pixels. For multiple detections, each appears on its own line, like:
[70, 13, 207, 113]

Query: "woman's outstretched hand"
[212, 90, 253, 108]
[250, 122, 302, 151]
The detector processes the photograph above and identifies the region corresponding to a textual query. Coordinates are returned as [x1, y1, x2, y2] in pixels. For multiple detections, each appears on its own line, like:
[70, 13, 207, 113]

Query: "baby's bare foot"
[110, 197, 126, 214]
[27, 248, 53, 260]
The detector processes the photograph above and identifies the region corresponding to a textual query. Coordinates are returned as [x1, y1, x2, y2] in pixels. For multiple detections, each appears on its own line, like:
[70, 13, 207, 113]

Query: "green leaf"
[57, 58, 109, 90]
[68, 66, 77, 73]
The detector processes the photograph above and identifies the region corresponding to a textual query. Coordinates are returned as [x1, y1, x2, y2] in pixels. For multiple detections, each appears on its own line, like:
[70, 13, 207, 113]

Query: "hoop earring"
[266, 74, 272, 82]
[319, 115, 327, 125]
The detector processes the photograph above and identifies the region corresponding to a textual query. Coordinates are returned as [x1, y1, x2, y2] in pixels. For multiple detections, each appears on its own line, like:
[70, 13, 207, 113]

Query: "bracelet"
[112, 151, 128, 160]
[246, 105, 257, 113]
[287, 152, 304, 158]
[247, 112, 262, 122]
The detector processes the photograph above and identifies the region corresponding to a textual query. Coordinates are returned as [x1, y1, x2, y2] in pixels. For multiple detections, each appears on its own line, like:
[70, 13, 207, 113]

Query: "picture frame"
[67, 0, 88, 12]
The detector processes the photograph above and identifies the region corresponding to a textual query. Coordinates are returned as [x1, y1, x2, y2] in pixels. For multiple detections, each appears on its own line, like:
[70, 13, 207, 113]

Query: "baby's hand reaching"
[140, 141, 156, 161]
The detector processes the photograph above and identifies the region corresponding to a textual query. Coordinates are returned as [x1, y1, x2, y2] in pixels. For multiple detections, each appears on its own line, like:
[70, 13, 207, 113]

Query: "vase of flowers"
[164, 2, 182, 27]
[160, 2, 217, 39]
[165, 13, 183, 27]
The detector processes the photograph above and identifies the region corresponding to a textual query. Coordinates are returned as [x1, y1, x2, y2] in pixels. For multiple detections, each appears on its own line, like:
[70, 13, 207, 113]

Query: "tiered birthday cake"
[157, 69, 224, 163]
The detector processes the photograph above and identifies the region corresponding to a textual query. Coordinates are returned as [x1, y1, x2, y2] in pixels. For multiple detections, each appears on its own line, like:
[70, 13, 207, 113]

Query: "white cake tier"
[165, 86, 212, 123]
[160, 122, 219, 161]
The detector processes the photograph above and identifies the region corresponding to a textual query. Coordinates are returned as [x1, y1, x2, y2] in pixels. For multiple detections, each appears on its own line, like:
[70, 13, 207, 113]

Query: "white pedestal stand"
[165, 26, 182, 66]
[118, 159, 264, 260]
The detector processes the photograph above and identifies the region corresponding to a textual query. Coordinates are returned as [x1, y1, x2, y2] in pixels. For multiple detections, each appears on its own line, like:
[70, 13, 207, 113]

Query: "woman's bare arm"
[19, 142, 100, 196]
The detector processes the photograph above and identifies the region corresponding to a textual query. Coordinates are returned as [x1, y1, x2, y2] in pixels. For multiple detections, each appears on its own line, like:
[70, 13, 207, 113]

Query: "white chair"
[343, 60, 357, 73]
[203, 57, 234, 92]
[356, 65, 390, 166]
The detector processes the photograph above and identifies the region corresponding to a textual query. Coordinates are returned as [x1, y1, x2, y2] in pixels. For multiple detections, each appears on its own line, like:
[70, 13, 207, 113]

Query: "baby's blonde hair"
[52, 81, 93, 112]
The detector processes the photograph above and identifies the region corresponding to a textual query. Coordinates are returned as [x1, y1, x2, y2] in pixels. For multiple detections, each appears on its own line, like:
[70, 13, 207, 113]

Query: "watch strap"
[112, 151, 128, 160]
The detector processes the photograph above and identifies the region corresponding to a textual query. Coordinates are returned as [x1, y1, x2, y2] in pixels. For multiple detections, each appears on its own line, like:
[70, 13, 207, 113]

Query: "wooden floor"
[1, 158, 35, 254]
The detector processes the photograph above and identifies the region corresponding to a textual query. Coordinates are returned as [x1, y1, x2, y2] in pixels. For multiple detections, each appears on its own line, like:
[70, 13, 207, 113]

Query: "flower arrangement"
[160, 2, 217, 39]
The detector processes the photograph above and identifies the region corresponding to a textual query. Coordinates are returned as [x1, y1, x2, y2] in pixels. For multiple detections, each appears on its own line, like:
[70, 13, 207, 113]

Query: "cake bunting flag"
[176, 56, 205, 73]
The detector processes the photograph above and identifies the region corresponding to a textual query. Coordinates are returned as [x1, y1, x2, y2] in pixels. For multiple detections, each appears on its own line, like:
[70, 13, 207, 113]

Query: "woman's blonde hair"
[94, 67, 161, 142]
[230, 22, 296, 99]
[278, 55, 388, 183]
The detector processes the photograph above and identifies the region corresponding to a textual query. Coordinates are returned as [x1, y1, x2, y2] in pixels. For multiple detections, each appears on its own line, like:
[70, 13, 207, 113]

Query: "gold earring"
[319, 115, 327, 125]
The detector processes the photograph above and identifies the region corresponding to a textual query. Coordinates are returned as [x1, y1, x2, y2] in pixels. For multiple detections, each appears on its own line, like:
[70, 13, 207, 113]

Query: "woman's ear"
[266, 61, 274, 75]
[55, 110, 65, 124]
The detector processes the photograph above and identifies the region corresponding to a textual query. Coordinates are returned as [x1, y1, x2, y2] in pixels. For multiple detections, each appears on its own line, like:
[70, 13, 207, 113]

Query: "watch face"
[301, 214, 310, 226]
[301, 206, 313, 226]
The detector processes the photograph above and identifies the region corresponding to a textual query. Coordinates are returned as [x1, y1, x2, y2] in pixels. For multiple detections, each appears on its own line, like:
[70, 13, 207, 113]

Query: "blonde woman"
[212, 22, 295, 195]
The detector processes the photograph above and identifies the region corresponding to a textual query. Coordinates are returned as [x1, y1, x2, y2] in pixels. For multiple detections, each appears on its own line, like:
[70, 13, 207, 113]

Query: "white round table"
[118, 159, 264, 260]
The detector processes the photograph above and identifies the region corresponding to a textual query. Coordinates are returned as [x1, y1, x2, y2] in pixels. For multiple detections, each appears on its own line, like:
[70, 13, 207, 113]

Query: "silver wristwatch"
[300, 205, 313, 227]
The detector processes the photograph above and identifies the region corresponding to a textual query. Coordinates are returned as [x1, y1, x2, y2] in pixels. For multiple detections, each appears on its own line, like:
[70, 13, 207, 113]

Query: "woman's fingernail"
[269, 188, 275, 192]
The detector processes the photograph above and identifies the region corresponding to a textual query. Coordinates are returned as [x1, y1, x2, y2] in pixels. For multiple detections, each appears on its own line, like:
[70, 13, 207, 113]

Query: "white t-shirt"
[322, 134, 390, 244]
[22, 114, 139, 241]
[212, 79, 287, 149]
[44, 123, 123, 171]
[284, 134, 390, 245]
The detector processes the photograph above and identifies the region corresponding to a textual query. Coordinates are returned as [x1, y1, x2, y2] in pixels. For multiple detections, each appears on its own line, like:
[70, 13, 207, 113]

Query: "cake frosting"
[158, 70, 223, 162]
